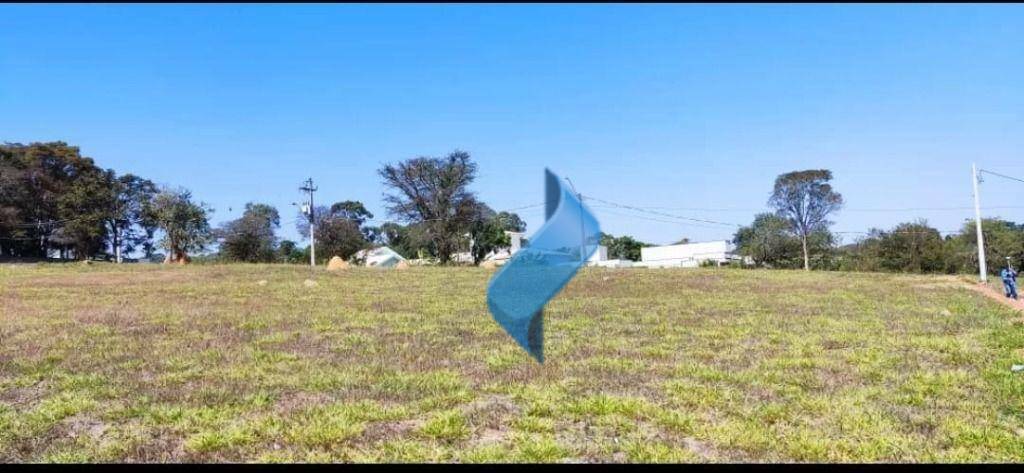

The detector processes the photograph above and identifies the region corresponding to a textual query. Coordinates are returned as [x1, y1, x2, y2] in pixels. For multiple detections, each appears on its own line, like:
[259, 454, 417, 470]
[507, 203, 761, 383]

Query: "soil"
[964, 281, 1024, 312]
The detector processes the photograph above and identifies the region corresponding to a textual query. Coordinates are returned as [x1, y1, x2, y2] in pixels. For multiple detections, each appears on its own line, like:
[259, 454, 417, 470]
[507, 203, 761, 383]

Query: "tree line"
[4, 143, 1018, 274]
[731, 169, 1023, 275]
[0, 142, 210, 262]
[0, 143, 526, 265]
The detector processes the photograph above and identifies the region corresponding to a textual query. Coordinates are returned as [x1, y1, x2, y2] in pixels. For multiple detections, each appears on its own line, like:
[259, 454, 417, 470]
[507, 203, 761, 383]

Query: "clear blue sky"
[2, 4, 1022, 246]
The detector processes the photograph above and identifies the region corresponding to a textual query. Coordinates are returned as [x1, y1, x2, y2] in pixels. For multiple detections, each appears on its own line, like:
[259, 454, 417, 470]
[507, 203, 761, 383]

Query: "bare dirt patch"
[963, 281, 1024, 312]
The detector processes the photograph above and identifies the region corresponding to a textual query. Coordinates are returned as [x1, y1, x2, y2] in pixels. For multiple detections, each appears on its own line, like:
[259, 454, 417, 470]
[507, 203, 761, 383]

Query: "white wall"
[640, 240, 734, 268]
[587, 245, 608, 263]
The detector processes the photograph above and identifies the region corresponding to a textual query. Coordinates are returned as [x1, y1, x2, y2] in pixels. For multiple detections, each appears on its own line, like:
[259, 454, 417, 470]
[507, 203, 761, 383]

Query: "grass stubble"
[1, 263, 1022, 462]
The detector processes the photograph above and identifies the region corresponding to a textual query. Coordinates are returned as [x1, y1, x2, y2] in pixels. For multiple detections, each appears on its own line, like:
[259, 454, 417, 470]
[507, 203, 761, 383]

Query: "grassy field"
[1, 264, 1023, 463]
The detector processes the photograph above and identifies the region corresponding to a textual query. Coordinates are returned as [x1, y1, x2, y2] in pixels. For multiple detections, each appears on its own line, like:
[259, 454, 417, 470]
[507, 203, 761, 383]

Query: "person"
[1001, 265, 1018, 300]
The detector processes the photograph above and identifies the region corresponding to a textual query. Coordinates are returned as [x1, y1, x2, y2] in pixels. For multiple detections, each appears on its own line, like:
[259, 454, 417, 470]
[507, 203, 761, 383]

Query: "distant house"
[636, 240, 739, 268]
[354, 246, 406, 268]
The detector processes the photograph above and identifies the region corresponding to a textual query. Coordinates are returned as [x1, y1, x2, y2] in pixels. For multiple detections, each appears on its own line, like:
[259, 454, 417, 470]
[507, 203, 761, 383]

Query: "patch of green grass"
[286, 405, 366, 448]
[418, 410, 470, 441]
[511, 433, 568, 462]
[461, 443, 513, 462]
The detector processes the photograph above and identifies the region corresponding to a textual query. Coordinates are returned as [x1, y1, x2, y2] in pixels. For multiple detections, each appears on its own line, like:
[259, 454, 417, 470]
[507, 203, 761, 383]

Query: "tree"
[218, 203, 280, 263]
[876, 221, 947, 273]
[277, 239, 305, 264]
[105, 172, 158, 263]
[467, 205, 527, 265]
[768, 170, 843, 270]
[0, 142, 159, 261]
[599, 233, 650, 261]
[375, 221, 433, 259]
[296, 200, 374, 262]
[733, 213, 802, 268]
[840, 229, 887, 272]
[0, 142, 112, 259]
[948, 218, 1024, 275]
[149, 188, 213, 263]
[55, 161, 111, 260]
[330, 200, 373, 226]
[378, 150, 481, 264]
[315, 217, 368, 262]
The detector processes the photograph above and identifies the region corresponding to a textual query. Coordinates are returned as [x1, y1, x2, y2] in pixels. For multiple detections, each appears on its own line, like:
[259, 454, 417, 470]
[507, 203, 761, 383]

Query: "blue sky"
[2, 4, 1022, 246]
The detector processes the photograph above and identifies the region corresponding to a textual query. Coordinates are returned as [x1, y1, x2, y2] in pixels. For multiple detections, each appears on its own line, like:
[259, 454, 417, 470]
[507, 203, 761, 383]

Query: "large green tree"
[149, 188, 213, 263]
[378, 150, 481, 264]
[296, 201, 375, 262]
[768, 170, 843, 270]
[105, 172, 158, 263]
[218, 203, 280, 263]
[733, 213, 802, 268]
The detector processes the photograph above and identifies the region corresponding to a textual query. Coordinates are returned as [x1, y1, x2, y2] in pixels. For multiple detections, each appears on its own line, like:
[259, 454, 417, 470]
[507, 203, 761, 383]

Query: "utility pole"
[564, 177, 587, 263]
[300, 178, 318, 267]
[972, 163, 987, 283]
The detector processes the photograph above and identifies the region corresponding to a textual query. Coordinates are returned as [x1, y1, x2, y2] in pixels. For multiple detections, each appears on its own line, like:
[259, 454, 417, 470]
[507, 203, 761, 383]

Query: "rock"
[394, 260, 410, 270]
[81, 260, 93, 266]
[303, 279, 318, 288]
[480, 260, 498, 269]
[326, 256, 350, 271]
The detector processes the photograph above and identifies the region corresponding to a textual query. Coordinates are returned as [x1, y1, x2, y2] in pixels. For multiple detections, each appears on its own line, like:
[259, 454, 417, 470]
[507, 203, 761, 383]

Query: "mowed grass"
[1, 263, 1023, 462]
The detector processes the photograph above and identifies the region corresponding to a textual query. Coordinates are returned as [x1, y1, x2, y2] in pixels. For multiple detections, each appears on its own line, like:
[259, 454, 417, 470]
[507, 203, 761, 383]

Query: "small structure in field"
[354, 246, 406, 269]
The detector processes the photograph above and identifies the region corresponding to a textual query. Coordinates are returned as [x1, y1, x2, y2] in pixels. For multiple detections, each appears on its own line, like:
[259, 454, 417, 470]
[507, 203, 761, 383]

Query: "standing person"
[1001, 259, 1018, 300]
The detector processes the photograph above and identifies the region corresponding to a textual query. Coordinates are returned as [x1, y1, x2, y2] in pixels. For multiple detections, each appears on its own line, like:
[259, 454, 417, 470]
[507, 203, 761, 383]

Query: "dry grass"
[1, 263, 1023, 462]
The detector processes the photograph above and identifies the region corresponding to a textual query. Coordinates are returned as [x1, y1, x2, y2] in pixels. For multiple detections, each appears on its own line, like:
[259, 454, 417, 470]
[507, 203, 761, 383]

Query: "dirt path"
[963, 280, 1024, 312]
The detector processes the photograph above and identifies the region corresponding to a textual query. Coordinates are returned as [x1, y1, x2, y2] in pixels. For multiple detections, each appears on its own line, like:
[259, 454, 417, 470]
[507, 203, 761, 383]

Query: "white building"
[638, 240, 738, 268]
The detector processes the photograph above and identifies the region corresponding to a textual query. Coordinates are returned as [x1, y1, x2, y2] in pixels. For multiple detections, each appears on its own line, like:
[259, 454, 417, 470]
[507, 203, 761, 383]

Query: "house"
[637, 240, 739, 268]
[354, 246, 406, 268]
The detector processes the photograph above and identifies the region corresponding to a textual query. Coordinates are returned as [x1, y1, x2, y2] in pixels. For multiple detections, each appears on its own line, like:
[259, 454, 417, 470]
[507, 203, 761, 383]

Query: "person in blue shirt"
[1001, 264, 1018, 300]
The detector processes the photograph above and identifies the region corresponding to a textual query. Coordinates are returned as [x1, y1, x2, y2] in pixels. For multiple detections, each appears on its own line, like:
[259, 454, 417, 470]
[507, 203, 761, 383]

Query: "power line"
[581, 194, 743, 228]
[595, 208, 740, 230]
[590, 204, 1024, 213]
[979, 169, 1024, 185]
